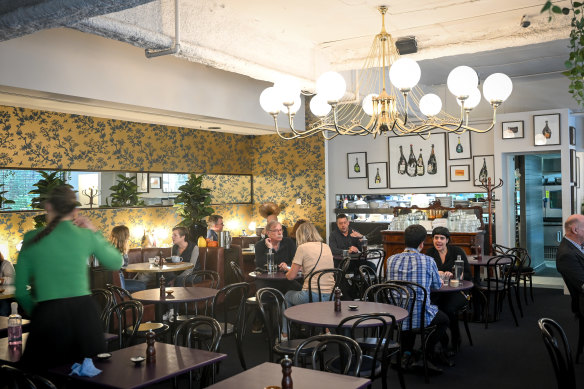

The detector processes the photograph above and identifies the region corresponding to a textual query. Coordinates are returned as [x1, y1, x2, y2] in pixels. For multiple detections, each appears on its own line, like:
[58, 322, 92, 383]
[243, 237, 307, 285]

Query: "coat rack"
[474, 177, 503, 255]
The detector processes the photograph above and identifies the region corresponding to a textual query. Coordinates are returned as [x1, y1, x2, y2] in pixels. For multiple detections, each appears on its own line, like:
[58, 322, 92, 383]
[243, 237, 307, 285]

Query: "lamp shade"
[361, 93, 379, 116]
[274, 75, 301, 105]
[309, 94, 332, 117]
[419, 94, 442, 117]
[389, 58, 421, 90]
[316, 71, 346, 102]
[447, 66, 479, 98]
[259, 87, 283, 114]
[483, 73, 513, 103]
[280, 94, 301, 114]
[457, 88, 481, 109]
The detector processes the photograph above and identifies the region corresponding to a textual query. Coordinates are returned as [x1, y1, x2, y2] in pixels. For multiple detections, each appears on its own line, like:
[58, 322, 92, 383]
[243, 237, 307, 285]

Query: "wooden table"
[0, 285, 15, 300]
[467, 255, 512, 283]
[124, 262, 194, 273]
[132, 287, 218, 322]
[0, 316, 30, 338]
[284, 301, 408, 328]
[249, 271, 303, 281]
[207, 362, 370, 389]
[432, 280, 474, 293]
[0, 332, 28, 364]
[49, 342, 226, 389]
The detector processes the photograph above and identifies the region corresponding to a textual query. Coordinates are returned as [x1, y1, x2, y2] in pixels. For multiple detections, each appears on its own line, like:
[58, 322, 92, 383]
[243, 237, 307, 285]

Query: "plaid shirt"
[386, 248, 441, 330]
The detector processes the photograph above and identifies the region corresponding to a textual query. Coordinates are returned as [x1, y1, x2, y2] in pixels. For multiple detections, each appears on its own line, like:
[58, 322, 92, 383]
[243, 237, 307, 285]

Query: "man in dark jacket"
[556, 214, 584, 316]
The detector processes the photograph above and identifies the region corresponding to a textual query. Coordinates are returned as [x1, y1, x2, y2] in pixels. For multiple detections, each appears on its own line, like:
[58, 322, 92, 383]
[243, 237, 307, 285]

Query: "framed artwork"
[367, 162, 388, 189]
[136, 173, 148, 193]
[533, 113, 561, 146]
[347, 152, 367, 178]
[502, 121, 524, 139]
[570, 126, 576, 145]
[473, 155, 495, 186]
[447, 132, 472, 160]
[450, 165, 470, 182]
[388, 133, 447, 189]
[150, 176, 161, 189]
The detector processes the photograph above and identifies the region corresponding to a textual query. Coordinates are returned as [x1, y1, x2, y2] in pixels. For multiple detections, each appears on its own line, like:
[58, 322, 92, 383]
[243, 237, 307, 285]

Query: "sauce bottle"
[8, 302, 22, 347]
[334, 287, 342, 312]
[146, 330, 156, 364]
[281, 355, 293, 389]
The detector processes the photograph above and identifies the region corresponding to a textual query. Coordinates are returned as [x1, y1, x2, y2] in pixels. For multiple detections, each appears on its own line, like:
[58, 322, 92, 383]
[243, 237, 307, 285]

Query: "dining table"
[0, 332, 28, 364]
[132, 286, 218, 321]
[284, 300, 408, 328]
[49, 342, 227, 389]
[207, 361, 370, 389]
[124, 262, 194, 274]
[467, 255, 512, 283]
[432, 280, 474, 293]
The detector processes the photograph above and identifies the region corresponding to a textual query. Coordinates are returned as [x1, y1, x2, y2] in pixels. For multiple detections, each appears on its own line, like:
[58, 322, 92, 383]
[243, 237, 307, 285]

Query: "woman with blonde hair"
[110, 225, 146, 293]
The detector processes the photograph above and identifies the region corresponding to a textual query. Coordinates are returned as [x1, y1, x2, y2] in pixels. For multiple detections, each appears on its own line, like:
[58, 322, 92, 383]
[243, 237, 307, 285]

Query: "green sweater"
[15, 221, 122, 314]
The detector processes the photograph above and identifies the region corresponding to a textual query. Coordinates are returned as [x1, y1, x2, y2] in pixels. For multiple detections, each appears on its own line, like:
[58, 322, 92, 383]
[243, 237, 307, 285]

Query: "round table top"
[432, 280, 474, 293]
[467, 256, 512, 266]
[124, 262, 194, 273]
[131, 286, 218, 303]
[0, 285, 15, 300]
[284, 301, 408, 328]
[248, 271, 303, 281]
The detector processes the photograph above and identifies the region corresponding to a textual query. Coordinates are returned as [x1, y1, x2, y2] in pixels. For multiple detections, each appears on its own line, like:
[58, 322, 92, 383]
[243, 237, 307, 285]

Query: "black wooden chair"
[538, 318, 576, 389]
[104, 300, 144, 349]
[91, 288, 114, 324]
[0, 365, 58, 389]
[175, 270, 220, 322]
[293, 334, 363, 376]
[307, 268, 344, 302]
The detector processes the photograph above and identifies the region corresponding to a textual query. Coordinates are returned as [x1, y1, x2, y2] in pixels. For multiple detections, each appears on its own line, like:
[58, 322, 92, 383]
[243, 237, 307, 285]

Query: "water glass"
[266, 252, 275, 273]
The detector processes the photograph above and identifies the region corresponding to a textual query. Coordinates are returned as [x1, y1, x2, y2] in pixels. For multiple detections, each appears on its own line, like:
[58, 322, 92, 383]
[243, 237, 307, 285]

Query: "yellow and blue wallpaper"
[0, 105, 325, 261]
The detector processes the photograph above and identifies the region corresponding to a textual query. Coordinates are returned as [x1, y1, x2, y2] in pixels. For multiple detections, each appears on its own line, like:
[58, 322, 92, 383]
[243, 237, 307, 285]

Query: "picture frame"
[347, 152, 367, 178]
[570, 126, 576, 146]
[367, 162, 388, 189]
[149, 176, 161, 189]
[473, 155, 495, 186]
[533, 113, 561, 146]
[502, 120, 524, 139]
[388, 133, 447, 189]
[136, 172, 149, 193]
[447, 132, 472, 160]
[450, 165, 470, 182]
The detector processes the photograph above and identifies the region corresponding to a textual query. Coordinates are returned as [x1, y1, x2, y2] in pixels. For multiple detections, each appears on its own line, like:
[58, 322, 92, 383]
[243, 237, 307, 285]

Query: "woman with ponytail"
[15, 185, 123, 369]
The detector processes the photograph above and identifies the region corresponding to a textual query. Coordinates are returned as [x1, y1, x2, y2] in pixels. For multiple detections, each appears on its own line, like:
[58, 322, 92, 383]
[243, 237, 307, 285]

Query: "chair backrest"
[185, 270, 220, 289]
[486, 255, 518, 290]
[104, 300, 144, 349]
[492, 243, 511, 255]
[538, 318, 576, 389]
[211, 282, 250, 331]
[358, 249, 385, 274]
[256, 287, 288, 360]
[199, 247, 226, 287]
[229, 261, 245, 283]
[293, 334, 363, 376]
[385, 280, 427, 331]
[358, 265, 378, 290]
[91, 288, 114, 326]
[1, 365, 58, 389]
[106, 284, 133, 304]
[368, 283, 411, 310]
[173, 315, 222, 352]
[307, 268, 344, 302]
[506, 247, 532, 269]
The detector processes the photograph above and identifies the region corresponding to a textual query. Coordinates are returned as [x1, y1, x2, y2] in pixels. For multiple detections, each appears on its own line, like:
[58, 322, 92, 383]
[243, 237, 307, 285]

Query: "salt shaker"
[159, 274, 166, 298]
[334, 287, 342, 312]
[146, 330, 156, 364]
[281, 355, 293, 389]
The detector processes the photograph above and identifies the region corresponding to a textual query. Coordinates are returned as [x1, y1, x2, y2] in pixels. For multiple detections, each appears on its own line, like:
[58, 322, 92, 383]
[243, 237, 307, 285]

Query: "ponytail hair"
[30, 185, 77, 245]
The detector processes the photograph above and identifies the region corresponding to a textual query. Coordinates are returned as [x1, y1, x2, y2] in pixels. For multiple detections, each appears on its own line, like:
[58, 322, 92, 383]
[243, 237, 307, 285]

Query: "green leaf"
[552, 5, 562, 13]
[575, 2, 582, 8]
[541, 1, 552, 12]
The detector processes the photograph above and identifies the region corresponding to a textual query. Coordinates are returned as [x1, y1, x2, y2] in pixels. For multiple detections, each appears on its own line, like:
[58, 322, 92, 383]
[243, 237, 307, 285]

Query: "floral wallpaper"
[0, 105, 325, 262]
[203, 174, 252, 204]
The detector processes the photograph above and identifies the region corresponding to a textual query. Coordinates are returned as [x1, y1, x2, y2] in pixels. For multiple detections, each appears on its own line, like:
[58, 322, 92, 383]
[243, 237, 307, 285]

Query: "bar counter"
[381, 230, 484, 257]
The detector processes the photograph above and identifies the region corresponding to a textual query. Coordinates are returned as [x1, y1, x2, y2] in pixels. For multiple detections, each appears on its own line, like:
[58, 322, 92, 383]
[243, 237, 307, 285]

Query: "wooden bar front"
[381, 230, 484, 258]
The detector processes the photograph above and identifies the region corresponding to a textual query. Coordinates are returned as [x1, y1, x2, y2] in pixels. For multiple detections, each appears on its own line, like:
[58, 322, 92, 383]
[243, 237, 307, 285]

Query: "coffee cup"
[171, 256, 183, 263]
[449, 279, 460, 287]
[249, 244, 255, 251]
[148, 257, 157, 264]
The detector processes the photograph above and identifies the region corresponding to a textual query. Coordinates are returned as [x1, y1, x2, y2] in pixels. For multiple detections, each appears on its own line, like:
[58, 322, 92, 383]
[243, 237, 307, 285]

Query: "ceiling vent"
[395, 36, 417, 55]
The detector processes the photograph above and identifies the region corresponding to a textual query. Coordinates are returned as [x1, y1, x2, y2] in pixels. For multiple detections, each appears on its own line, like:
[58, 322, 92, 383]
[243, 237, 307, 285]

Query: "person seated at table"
[386, 224, 450, 372]
[171, 226, 200, 286]
[282, 221, 335, 339]
[329, 214, 363, 255]
[425, 226, 472, 351]
[289, 219, 307, 243]
[254, 220, 296, 271]
[0, 251, 15, 316]
[110, 225, 146, 293]
[207, 214, 224, 241]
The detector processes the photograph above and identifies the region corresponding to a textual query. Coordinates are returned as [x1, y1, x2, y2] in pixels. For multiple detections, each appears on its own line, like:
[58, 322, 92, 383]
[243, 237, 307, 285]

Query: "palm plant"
[108, 174, 144, 207]
[174, 173, 214, 240]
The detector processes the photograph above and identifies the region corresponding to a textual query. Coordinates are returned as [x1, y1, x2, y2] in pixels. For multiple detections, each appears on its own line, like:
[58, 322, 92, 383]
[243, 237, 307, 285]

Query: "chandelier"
[259, 6, 513, 140]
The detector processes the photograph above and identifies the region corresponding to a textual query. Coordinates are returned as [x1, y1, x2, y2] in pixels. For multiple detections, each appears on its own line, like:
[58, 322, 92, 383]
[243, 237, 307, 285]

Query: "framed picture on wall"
[533, 113, 560, 146]
[136, 173, 149, 193]
[571, 149, 576, 184]
[388, 133, 447, 189]
[450, 165, 470, 182]
[367, 162, 388, 189]
[347, 152, 367, 178]
[502, 121, 524, 139]
[150, 176, 161, 189]
[473, 155, 495, 186]
[570, 126, 576, 145]
[447, 132, 472, 160]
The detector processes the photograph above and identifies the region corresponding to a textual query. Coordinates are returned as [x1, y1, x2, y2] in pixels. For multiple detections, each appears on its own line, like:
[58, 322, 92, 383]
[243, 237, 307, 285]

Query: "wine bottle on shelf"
[479, 158, 488, 183]
[374, 168, 381, 184]
[416, 148, 425, 176]
[427, 144, 437, 175]
[456, 137, 463, 153]
[354, 158, 360, 173]
[406, 144, 417, 177]
[542, 121, 552, 139]
[398, 145, 407, 175]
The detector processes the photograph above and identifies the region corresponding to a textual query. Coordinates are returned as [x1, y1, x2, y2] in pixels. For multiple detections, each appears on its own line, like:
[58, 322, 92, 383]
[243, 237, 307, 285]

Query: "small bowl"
[165, 289, 174, 295]
[130, 356, 145, 365]
[96, 353, 111, 360]
[348, 305, 359, 311]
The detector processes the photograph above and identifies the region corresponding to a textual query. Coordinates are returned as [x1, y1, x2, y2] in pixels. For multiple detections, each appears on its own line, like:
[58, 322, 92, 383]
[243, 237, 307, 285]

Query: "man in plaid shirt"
[386, 224, 450, 372]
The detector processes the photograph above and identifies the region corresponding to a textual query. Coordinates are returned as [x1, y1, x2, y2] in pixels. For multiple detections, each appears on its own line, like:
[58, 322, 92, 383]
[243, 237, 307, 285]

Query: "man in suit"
[556, 214, 584, 315]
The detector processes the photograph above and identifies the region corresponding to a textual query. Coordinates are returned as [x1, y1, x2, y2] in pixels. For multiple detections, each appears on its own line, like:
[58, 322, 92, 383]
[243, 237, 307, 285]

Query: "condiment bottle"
[476, 245, 482, 260]
[159, 274, 166, 298]
[281, 355, 293, 389]
[158, 250, 164, 266]
[146, 330, 156, 364]
[334, 287, 342, 312]
[454, 255, 464, 281]
[8, 302, 22, 347]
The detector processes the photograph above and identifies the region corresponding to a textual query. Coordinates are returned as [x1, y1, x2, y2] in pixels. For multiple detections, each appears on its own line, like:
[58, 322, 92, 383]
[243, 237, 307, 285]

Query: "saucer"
[130, 356, 145, 365]
[165, 289, 174, 295]
[348, 305, 359, 311]
[96, 353, 111, 360]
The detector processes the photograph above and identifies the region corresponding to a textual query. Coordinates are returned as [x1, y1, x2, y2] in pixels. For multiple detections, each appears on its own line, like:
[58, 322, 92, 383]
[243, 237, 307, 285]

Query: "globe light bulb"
[389, 58, 421, 90]
[361, 93, 379, 116]
[316, 71, 346, 102]
[309, 94, 332, 117]
[535, 134, 547, 145]
[419, 94, 442, 117]
[259, 87, 283, 115]
[280, 94, 301, 114]
[483, 73, 513, 103]
[274, 75, 301, 105]
[447, 66, 479, 98]
[457, 88, 482, 109]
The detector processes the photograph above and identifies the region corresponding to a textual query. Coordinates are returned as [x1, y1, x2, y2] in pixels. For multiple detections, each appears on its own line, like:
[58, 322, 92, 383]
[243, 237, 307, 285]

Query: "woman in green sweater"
[15, 185, 123, 369]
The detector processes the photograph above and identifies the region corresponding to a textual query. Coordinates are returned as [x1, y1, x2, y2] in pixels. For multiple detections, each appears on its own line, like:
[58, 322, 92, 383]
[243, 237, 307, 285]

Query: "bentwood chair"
[104, 300, 144, 349]
[538, 318, 576, 389]
[0, 365, 58, 389]
[307, 268, 344, 302]
[175, 270, 220, 322]
[91, 288, 114, 324]
[294, 334, 363, 377]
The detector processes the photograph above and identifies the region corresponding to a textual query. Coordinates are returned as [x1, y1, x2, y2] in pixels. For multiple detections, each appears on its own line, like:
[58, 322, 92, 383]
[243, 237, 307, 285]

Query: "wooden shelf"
[334, 208, 395, 214]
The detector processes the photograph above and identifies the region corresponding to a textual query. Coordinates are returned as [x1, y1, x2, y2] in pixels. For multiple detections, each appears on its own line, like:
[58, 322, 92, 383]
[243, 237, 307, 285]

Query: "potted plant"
[174, 174, 215, 240]
[0, 183, 14, 210]
[29, 171, 71, 228]
[107, 174, 144, 207]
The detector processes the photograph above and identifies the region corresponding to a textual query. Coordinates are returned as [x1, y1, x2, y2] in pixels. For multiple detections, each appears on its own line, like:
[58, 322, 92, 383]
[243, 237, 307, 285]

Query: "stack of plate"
[436, 196, 453, 207]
